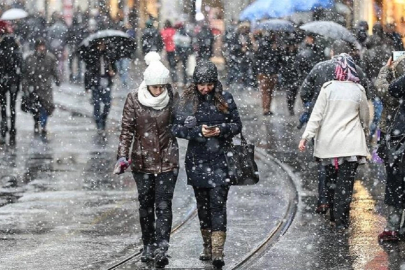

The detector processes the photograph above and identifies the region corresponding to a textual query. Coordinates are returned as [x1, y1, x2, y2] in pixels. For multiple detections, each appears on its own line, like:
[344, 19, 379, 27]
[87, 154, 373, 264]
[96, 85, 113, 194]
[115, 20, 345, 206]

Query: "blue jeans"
[92, 85, 111, 130]
[39, 107, 48, 128]
[370, 98, 383, 138]
[116, 58, 130, 86]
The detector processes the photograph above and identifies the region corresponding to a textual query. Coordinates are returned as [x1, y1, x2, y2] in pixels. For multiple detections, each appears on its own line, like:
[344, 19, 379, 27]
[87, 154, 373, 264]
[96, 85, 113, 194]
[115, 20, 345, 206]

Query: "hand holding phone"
[202, 125, 220, 137]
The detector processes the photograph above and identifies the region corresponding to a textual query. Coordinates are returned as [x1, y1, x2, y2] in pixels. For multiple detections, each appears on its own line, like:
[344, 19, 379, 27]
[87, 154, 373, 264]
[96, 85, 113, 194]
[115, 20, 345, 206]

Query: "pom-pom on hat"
[193, 60, 218, 84]
[143, 51, 170, 86]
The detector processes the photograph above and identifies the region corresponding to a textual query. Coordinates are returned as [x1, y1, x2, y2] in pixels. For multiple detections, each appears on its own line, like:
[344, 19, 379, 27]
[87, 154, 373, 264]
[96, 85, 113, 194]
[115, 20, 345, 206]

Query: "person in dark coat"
[362, 23, 394, 139]
[299, 40, 372, 215]
[0, 30, 22, 146]
[67, 16, 88, 83]
[116, 52, 179, 268]
[254, 31, 283, 115]
[378, 63, 405, 242]
[83, 40, 117, 133]
[23, 39, 60, 141]
[281, 34, 300, 116]
[195, 23, 214, 60]
[386, 23, 404, 52]
[141, 20, 164, 55]
[172, 60, 242, 269]
[226, 22, 253, 87]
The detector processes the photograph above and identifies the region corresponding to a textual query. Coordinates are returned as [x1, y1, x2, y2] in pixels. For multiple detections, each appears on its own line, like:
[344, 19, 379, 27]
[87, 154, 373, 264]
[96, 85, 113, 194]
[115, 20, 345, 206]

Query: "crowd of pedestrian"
[2, 5, 405, 268]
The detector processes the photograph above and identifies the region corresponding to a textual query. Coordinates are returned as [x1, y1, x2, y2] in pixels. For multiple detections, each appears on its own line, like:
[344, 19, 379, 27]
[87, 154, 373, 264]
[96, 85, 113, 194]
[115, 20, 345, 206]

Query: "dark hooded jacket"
[172, 82, 242, 188]
[300, 57, 373, 110]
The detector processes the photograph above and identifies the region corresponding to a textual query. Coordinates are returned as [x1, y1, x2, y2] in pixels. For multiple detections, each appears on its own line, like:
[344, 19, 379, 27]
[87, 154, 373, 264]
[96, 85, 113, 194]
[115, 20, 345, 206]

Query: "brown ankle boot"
[199, 229, 212, 261]
[211, 231, 226, 268]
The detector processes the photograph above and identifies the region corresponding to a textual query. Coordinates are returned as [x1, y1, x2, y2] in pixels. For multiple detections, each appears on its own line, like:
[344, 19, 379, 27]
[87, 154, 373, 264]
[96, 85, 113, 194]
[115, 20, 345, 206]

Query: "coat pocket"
[131, 139, 144, 170]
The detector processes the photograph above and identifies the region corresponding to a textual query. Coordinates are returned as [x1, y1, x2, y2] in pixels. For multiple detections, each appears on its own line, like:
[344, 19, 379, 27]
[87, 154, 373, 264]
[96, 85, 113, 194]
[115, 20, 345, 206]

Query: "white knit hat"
[143, 52, 170, 85]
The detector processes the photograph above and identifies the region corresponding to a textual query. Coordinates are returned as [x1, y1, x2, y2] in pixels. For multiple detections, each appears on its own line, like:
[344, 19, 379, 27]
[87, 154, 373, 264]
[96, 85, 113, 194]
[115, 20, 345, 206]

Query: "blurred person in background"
[375, 56, 405, 242]
[161, 20, 177, 84]
[67, 16, 88, 83]
[142, 19, 163, 55]
[385, 23, 404, 51]
[281, 33, 300, 116]
[23, 39, 60, 141]
[174, 22, 192, 86]
[254, 30, 282, 116]
[195, 21, 214, 60]
[363, 22, 394, 140]
[83, 40, 116, 133]
[0, 21, 22, 146]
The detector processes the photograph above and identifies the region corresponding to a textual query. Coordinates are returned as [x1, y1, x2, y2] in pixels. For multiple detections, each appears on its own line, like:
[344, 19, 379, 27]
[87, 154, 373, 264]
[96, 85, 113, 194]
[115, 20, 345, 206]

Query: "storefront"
[354, 0, 405, 36]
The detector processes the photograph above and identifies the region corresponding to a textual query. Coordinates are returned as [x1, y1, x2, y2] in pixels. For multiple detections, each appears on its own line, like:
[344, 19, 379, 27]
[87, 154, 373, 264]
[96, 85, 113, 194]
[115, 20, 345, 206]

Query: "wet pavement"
[0, 66, 401, 270]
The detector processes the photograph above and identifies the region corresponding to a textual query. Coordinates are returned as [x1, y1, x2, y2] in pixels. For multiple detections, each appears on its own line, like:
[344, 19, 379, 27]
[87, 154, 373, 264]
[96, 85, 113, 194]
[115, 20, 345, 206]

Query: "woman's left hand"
[202, 125, 220, 137]
[298, 139, 307, 152]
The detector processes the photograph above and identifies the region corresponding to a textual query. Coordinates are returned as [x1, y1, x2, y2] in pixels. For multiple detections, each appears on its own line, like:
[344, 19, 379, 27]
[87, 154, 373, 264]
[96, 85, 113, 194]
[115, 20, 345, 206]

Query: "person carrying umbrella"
[299, 53, 370, 231]
[83, 40, 117, 133]
[115, 52, 179, 268]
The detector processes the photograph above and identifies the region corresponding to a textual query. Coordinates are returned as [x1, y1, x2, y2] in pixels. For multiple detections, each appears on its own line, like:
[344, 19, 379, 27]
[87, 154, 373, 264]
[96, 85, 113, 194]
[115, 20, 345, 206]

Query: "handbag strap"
[240, 131, 248, 146]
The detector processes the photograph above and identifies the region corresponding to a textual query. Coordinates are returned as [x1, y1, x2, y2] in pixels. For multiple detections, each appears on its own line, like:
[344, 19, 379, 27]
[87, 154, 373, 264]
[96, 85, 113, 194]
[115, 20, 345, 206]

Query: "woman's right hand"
[298, 139, 307, 152]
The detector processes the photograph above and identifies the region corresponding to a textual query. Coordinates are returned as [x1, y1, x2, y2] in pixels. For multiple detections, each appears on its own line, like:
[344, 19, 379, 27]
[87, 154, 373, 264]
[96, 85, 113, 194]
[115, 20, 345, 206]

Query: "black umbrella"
[78, 29, 136, 61]
[254, 19, 295, 32]
[299, 21, 357, 44]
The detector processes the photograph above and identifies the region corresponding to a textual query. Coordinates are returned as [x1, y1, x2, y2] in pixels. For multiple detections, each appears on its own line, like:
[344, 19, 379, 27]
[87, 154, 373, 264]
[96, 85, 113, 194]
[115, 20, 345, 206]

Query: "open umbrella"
[254, 19, 295, 32]
[78, 30, 136, 61]
[1, 8, 28, 20]
[299, 21, 357, 44]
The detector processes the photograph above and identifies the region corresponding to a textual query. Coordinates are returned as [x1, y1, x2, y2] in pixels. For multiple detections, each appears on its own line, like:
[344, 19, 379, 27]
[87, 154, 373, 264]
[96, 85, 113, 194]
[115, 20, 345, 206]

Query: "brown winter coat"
[117, 85, 179, 174]
[23, 51, 60, 115]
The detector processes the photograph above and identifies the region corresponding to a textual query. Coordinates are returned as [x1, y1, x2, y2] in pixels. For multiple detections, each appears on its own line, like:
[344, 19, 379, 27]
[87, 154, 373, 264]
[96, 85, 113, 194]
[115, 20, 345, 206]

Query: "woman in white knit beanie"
[115, 52, 179, 268]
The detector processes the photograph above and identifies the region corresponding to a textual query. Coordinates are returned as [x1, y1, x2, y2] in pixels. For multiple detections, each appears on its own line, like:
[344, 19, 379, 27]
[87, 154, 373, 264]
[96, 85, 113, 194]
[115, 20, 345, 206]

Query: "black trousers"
[0, 82, 18, 137]
[325, 162, 358, 228]
[193, 186, 230, 232]
[166, 52, 178, 83]
[133, 171, 177, 249]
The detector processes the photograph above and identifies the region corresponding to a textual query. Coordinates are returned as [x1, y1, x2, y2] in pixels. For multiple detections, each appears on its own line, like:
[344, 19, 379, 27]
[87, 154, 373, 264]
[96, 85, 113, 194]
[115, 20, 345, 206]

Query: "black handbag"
[225, 132, 259, 185]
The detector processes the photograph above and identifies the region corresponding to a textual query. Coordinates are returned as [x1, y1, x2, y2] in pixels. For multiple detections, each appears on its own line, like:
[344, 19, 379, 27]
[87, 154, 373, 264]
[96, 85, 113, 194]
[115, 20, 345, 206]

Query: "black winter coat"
[172, 83, 242, 188]
[83, 50, 116, 90]
[254, 37, 282, 75]
[300, 58, 373, 109]
[388, 75, 405, 137]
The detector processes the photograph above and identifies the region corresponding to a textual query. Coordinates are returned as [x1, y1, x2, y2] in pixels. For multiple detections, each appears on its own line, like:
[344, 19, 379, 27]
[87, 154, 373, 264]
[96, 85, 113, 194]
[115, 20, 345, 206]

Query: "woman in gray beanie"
[115, 52, 179, 268]
[172, 60, 242, 268]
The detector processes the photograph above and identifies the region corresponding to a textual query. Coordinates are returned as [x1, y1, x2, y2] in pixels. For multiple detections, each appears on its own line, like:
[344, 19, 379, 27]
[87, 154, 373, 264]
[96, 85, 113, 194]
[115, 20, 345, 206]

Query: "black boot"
[9, 130, 16, 146]
[154, 247, 169, 268]
[40, 129, 48, 142]
[212, 231, 226, 269]
[34, 122, 40, 137]
[141, 245, 155, 262]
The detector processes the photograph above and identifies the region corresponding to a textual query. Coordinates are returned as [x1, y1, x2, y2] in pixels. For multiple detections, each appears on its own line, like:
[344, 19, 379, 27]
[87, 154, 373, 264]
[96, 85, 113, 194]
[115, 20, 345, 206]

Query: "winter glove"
[113, 157, 130, 175]
[184, 116, 197, 128]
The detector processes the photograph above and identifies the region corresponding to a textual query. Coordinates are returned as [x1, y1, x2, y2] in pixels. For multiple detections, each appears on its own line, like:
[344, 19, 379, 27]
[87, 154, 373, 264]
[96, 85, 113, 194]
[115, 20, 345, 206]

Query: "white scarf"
[137, 81, 170, 110]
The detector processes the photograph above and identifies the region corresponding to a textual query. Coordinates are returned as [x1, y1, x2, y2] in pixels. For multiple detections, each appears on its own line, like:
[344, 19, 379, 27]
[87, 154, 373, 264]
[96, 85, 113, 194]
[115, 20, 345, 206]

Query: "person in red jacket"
[160, 20, 177, 83]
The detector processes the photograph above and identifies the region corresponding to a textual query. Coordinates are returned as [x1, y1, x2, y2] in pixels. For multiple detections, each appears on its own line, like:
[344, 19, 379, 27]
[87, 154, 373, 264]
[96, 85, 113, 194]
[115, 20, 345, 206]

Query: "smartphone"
[205, 125, 218, 130]
[392, 51, 405, 61]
